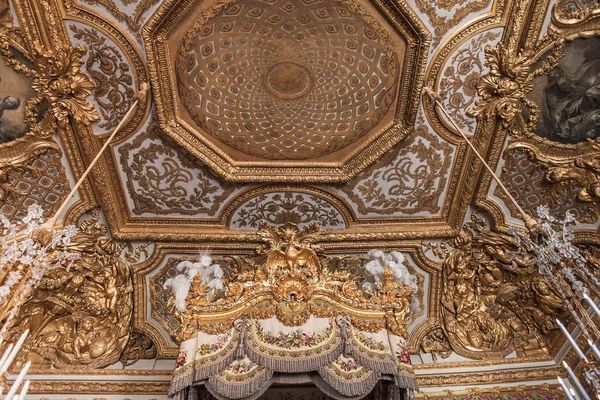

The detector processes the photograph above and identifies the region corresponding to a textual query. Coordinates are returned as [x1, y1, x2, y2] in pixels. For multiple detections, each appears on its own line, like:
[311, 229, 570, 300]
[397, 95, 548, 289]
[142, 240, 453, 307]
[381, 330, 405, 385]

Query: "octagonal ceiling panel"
[144, 0, 429, 181]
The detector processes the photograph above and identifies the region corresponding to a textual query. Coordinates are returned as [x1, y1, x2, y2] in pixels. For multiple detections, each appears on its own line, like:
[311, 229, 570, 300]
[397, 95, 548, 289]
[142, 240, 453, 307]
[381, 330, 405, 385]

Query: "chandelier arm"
[422, 87, 537, 229]
[45, 83, 149, 230]
[562, 274, 600, 340]
[547, 266, 599, 340]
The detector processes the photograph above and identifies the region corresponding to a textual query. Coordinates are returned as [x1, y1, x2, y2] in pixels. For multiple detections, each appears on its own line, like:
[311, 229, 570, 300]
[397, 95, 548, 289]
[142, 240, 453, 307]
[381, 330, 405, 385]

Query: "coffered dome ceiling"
[145, 0, 428, 180]
[176, 0, 401, 160]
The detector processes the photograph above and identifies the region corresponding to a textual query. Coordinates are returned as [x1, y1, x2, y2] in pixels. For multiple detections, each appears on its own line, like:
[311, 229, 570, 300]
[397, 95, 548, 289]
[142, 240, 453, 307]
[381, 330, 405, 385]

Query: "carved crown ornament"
[164, 222, 420, 399]
[143, 0, 430, 182]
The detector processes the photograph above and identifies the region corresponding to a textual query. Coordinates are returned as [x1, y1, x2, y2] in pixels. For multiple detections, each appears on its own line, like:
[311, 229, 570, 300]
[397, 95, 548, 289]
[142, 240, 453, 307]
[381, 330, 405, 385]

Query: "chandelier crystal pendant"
[0, 83, 148, 399]
[424, 87, 600, 398]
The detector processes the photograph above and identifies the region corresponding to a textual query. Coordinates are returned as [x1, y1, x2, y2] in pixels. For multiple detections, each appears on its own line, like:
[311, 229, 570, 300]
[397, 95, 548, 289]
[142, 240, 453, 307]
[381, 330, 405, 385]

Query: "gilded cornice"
[29, 381, 170, 394]
[416, 366, 564, 387]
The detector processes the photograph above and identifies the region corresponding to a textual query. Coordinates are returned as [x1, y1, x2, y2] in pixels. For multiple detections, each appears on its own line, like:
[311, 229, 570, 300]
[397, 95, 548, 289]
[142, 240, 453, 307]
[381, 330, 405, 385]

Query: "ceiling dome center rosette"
[144, 0, 429, 181]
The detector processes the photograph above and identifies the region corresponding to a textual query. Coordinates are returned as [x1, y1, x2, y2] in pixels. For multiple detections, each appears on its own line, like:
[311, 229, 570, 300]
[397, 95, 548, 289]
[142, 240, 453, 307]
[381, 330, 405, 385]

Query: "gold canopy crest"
[172, 222, 414, 342]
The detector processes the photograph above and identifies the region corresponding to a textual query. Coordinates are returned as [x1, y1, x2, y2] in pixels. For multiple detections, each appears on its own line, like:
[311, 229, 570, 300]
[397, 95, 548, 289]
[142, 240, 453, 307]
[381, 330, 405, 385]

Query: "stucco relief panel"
[404, 0, 496, 49]
[438, 28, 503, 131]
[228, 191, 348, 230]
[117, 116, 239, 217]
[335, 111, 455, 218]
[67, 22, 136, 135]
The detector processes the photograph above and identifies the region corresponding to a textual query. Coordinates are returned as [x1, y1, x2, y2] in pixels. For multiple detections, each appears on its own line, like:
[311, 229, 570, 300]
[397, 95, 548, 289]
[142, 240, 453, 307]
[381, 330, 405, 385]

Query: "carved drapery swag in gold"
[2, 210, 134, 369]
[168, 222, 417, 400]
[428, 214, 568, 360]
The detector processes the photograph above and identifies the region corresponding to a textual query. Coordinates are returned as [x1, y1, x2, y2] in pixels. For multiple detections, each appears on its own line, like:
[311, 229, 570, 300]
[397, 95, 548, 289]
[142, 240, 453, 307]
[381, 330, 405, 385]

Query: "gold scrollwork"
[0, 9, 98, 200]
[466, 30, 564, 134]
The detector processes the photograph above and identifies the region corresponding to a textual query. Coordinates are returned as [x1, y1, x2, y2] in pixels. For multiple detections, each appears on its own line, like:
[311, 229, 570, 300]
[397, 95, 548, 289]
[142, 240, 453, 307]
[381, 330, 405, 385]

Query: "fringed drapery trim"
[244, 337, 342, 373]
[194, 343, 238, 381]
[170, 369, 194, 395]
[206, 368, 273, 399]
[317, 366, 381, 397]
[394, 373, 419, 391]
[347, 344, 397, 376]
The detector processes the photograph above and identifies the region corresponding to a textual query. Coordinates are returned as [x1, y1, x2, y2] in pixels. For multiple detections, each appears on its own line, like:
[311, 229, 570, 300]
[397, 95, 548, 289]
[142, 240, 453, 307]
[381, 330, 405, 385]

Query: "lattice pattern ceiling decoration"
[0, 0, 600, 396]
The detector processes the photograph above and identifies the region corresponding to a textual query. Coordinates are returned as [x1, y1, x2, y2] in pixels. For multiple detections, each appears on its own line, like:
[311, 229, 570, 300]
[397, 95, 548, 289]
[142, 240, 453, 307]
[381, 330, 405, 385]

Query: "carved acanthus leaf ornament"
[426, 214, 569, 360]
[29, 44, 99, 129]
[466, 31, 563, 134]
[0, 25, 98, 133]
[0, 18, 97, 200]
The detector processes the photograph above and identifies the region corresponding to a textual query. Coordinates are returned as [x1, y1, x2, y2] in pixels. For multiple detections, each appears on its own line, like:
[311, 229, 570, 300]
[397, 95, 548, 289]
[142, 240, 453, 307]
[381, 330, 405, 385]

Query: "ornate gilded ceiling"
[1, 0, 600, 395]
[144, 0, 429, 180]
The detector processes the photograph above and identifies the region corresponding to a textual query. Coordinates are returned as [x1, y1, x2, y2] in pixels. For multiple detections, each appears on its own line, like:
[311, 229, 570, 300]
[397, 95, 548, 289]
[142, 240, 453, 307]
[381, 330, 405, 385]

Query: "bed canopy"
[166, 222, 418, 400]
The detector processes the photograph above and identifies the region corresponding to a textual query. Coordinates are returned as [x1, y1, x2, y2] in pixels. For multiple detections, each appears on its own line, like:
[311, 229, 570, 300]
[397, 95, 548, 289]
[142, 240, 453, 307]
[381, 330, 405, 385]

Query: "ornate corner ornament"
[2, 210, 135, 370]
[466, 31, 564, 135]
[552, 0, 600, 28]
[425, 213, 570, 360]
[165, 222, 418, 399]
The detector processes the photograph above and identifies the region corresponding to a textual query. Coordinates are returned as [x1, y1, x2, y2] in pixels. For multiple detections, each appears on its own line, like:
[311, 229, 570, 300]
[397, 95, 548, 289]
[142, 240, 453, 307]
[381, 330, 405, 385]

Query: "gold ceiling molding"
[416, 365, 564, 387]
[1, 0, 598, 391]
[29, 381, 170, 394]
[143, 0, 429, 182]
[417, 384, 563, 399]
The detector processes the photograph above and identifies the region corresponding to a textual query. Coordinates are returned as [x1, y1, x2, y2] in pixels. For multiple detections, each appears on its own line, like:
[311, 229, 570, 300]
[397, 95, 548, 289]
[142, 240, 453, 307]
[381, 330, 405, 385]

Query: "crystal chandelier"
[0, 84, 147, 399]
[424, 87, 600, 399]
